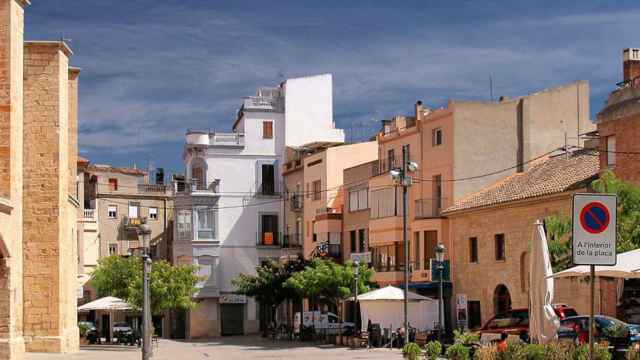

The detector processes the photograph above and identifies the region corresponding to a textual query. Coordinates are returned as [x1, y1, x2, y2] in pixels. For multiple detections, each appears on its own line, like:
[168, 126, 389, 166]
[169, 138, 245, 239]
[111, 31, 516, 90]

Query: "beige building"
[444, 150, 602, 328]
[281, 141, 377, 261]
[0, 0, 83, 357]
[342, 160, 376, 261]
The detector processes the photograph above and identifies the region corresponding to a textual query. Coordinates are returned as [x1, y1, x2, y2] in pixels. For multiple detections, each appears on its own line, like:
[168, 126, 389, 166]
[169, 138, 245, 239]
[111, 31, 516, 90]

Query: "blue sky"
[25, 1, 640, 175]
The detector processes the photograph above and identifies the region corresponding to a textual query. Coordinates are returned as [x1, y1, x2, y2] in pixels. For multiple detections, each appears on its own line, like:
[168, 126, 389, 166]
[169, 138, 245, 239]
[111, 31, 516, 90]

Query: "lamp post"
[390, 145, 418, 346]
[139, 220, 152, 360]
[353, 260, 360, 335]
[435, 243, 445, 345]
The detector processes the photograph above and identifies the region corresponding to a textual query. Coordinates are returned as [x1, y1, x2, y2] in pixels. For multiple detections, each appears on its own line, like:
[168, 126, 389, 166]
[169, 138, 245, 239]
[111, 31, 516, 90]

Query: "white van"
[293, 311, 355, 335]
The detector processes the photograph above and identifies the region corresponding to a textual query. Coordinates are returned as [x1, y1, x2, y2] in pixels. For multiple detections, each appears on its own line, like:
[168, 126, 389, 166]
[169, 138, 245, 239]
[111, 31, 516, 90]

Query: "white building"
[173, 74, 344, 338]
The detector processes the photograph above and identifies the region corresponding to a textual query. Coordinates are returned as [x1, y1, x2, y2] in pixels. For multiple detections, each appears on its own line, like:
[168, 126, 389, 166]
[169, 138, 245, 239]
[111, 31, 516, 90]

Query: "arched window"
[493, 284, 512, 315]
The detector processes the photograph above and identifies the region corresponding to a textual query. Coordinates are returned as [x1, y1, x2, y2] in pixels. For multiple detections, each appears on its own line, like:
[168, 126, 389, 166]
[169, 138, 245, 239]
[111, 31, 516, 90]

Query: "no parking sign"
[572, 193, 617, 266]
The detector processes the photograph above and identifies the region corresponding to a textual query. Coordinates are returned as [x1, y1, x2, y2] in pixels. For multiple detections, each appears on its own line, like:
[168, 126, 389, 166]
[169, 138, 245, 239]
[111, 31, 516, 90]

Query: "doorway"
[220, 304, 244, 336]
[493, 284, 512, 315]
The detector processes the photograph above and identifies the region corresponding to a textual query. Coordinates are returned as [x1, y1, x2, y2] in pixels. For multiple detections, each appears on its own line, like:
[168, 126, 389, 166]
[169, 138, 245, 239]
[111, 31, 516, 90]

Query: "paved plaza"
[26, 337, 404, 360]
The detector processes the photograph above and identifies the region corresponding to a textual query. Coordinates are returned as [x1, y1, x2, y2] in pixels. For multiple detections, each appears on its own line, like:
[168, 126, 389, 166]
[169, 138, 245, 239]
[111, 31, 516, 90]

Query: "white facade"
[173, 74, 345, 337]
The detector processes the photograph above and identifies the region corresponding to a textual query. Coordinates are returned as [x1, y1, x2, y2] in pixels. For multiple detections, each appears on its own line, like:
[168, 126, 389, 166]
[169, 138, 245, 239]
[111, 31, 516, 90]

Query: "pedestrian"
[496, 332, 508, 352]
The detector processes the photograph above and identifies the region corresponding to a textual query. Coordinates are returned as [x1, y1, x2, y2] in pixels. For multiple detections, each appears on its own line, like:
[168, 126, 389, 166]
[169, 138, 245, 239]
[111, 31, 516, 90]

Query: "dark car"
[560, 315, 632, 351]
[479, 304, 578, 343]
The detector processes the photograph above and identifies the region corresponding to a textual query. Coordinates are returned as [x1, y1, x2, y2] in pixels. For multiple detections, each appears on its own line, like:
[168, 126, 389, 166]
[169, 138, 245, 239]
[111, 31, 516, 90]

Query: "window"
[606, 136, 616, 167]
[260, 214, 278, 245]
[495, 234, 506, 261]
[349, 188, 369, 212]
[423, 231, 438, 270]
[149, 207, 158, 220]
[388, 149, 395, 170]
[108, 244, 118, 255]
[263, 121, 273, 139]
[196, 208, 216, 240]
[177, 210, 192, 240]
[312, 180, 321, 201]
[433, 128, 443, 146]
[469, 237, 478, 263]
[358, 229, 366, 252]
[128, 202, 140, 219]
[312, 221, 316, 242]
[261, 164, 275, 195]
[350, 230, 357, 253]
[108, 205, 117, 219]
[108, 178, 118, 191]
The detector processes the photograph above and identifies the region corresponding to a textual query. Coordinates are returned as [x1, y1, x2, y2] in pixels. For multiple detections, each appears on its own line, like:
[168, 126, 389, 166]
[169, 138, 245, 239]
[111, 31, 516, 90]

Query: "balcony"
[256, 232, 281, 247]
[290, 194, 303, 211]
[83, 209, 95, 219]
[282, 233, 302, 248]
[414, 198, 444, 219]
[174, 179, 220, 196]
[186, 130, 245, 148]
[138, 183, 168, 194]
[372, 156, 413, 177]
[243, 95, 283, 112]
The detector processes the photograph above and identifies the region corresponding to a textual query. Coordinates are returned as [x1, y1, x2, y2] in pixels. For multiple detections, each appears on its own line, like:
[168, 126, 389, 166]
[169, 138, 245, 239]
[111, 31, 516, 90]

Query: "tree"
[285, 259, 375, 320]
[91, 255, 200, 315]
[231, 258, 307, 326]
[545, 171, 640, 271]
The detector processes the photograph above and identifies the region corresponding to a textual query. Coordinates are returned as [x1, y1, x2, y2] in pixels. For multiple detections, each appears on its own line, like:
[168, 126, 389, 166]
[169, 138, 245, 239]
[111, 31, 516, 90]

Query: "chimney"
[415, 100, 423, 120]
[623, 48, 640, 83]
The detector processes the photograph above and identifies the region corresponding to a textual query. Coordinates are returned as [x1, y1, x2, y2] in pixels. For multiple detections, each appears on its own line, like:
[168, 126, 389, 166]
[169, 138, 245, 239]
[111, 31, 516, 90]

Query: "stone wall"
[22, 41, 78, 353]
[0, 1, 26, 358]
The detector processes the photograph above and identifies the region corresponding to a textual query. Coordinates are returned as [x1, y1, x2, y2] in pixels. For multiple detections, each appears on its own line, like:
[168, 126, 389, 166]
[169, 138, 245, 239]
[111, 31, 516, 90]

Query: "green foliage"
[78, 322, 90, 337]
[573, 344, 611, 360]
[542, 342, 574, 360]
[425, 340, 442, 360]
[453, 330, 480, 346]
[446, 343, 471, 360]
[472, 342, 612, 360]
[232, 259, 303, 311]
[91, 255, 200, 315]
[523, 343, 546, 360]
[285, 259, 375, 311]
[403, 342, 422, 360]
[545, 171, 640, 271]
[626, 345, 640, 360]
[501, 340, 528, 360]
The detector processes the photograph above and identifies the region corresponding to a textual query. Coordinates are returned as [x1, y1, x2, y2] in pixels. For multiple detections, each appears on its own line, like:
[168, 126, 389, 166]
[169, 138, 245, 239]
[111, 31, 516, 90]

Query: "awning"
[408, 281, 452, 290]
[78, 296, 132, 312]
[551, 248, 640, 279]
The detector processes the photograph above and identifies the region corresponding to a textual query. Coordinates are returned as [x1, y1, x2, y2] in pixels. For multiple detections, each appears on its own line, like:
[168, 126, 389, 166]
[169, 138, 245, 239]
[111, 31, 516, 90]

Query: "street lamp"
[435, 243, 445, 345]
[390, 145, 418, 346]
[353, 260, 360, 335]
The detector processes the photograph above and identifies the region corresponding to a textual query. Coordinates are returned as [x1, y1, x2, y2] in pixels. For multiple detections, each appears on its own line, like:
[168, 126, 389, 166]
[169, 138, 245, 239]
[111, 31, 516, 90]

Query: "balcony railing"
[138, 183, 168, 194]
[83, 209, 95, 219]
[174, 179, 220, 195]
[256, 232, 281, 247]
[282, 233, 302, 248]
[211, 132, 245, 146]
[414, 198, 444, 219]
[372, 156, 413, 177]
[316, 207, 341, 215]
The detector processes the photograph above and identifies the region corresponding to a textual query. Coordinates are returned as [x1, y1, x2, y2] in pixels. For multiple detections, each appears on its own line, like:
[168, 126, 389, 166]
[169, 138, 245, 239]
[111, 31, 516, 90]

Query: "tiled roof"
[87, 164, 146, 176]
[443, 150, 599, 213]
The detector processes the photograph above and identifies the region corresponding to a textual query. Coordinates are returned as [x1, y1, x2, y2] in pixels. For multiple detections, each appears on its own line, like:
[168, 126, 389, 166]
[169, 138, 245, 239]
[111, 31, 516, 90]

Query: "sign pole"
[589, 265, 595, 360]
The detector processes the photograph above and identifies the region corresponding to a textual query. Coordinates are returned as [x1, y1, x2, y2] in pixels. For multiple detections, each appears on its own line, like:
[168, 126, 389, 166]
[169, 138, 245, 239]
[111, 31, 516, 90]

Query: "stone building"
[443, 150, 601, 329]
[597, 48, 640, 184]
[0, 0, 82, 357]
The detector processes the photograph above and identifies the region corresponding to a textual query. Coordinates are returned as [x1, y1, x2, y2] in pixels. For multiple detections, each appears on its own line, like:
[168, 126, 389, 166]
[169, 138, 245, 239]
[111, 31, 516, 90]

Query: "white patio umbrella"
[551, 248, 640, 279]
[357, 286, 438, 331]
[78, 296, 132, 311]
[529, 220, 560, 344]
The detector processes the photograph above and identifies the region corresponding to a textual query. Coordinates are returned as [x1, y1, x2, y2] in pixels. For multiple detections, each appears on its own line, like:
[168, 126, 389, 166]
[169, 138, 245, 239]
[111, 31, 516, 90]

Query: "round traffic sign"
[579, 202, 610, 234]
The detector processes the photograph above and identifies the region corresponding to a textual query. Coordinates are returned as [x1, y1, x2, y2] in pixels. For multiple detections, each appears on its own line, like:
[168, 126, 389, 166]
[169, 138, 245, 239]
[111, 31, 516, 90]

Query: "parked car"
[560, 315, 634, 352]
[294, 311, 355, 336]
[478, 304, 578, 344]
[78, 321, 99, 344]
[112, 322, 136, 345]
